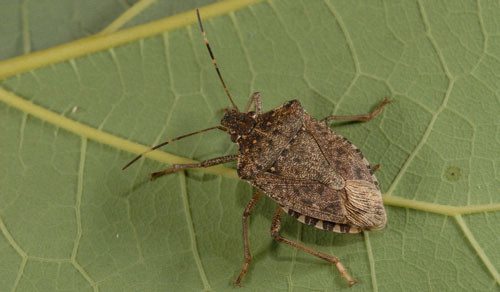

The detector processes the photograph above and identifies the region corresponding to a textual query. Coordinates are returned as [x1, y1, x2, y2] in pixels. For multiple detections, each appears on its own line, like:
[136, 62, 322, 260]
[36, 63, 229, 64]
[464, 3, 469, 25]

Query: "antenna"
[196, 8, 239, 112]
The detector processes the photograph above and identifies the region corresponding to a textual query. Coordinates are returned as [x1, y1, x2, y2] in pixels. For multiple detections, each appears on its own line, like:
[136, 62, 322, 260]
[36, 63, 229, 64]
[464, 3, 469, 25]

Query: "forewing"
[303, 113, 386, 230]
[252, 173, 347, 223]
[303, 113, 377, 184]
[249, 111, 386, 230]
[269, 127, 344, 188]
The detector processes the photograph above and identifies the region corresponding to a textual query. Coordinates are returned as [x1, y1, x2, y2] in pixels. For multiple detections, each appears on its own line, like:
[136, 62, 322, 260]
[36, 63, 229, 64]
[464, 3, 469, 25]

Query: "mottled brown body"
[232, 100, 386, 233]
[221, 95, 390, 287]
[122, 9, 391, 288]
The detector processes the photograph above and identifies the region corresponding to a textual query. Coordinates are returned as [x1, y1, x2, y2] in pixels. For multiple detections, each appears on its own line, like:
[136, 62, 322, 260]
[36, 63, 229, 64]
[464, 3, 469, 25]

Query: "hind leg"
[270, 207, 357, 287]
[234, 190, 264, 286]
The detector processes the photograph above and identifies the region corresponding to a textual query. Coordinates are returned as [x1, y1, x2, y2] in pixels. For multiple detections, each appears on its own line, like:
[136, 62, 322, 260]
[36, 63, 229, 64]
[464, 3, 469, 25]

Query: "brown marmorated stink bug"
[123, 9, 390, 287]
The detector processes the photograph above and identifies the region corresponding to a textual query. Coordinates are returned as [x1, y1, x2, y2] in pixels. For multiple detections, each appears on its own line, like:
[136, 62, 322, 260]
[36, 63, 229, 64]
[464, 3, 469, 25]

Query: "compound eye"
[247, 111, 257, 119]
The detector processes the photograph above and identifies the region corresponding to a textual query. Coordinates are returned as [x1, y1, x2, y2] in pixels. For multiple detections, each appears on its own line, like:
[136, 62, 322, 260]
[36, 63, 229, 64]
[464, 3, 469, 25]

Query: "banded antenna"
[196, 8, 239, 112]
[122, 9, 237, 171]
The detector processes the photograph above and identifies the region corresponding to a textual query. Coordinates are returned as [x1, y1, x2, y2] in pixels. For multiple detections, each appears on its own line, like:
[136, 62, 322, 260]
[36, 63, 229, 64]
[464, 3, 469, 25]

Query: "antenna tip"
[196, 8, 203, 30]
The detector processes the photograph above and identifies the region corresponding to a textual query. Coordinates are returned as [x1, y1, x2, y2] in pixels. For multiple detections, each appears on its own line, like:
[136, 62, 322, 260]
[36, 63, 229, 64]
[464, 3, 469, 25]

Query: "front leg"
[322, 98, 391, 124]
[243, 92, 263, 114]
[150, 154, 237, 180]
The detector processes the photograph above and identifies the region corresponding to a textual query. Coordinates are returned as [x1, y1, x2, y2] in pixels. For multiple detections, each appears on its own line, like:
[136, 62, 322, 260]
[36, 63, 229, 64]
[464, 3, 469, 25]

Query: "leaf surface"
[1, 0, 500, 291]
[0, 0, 219, 60]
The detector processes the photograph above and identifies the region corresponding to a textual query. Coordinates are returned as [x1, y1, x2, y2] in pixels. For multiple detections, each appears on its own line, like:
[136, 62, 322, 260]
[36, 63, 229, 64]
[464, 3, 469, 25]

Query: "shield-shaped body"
[235, 100, 386, 234]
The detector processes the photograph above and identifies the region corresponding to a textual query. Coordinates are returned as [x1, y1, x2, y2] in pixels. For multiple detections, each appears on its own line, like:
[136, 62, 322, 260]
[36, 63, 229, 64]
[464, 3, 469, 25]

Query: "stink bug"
[123, 9, 390, 287]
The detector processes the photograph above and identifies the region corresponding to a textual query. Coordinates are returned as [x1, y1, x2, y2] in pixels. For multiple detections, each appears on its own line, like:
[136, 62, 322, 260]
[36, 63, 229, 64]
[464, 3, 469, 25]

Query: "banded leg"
[150, 154, 237, 180]
[270, 207, 357, 287]
[243, 92, 263, 114]
[122, 126, 227, 170]
[235, 190, 264, 286]
[322, 98, 391, 124]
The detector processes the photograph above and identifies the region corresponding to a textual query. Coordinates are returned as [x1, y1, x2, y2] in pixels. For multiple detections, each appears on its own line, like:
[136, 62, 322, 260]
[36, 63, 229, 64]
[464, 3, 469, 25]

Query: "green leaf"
[0, 0, 220, 60]
[1, 0, 500, 291]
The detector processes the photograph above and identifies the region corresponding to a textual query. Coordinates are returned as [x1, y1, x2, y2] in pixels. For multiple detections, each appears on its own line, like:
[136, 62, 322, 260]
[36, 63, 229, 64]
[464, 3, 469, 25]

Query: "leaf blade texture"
[1, 0, 500, 291]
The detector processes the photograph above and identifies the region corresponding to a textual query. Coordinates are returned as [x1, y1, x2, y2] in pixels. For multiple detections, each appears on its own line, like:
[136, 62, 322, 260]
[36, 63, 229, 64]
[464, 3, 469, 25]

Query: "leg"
[270, 207, 357, 287]
[243, 92, 262, 114]
[322, 98, 391, 124]
[122, 126, 227, 170]
[235, 190, 264, 286]
[150, 154, 237, 180]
